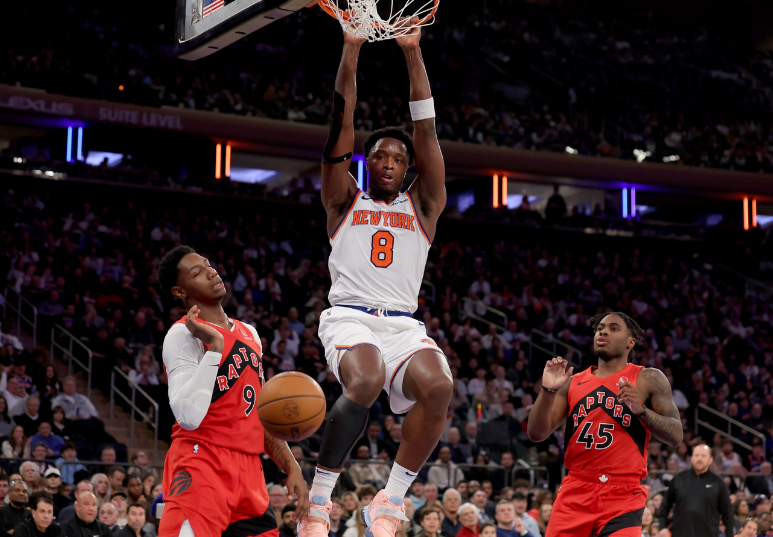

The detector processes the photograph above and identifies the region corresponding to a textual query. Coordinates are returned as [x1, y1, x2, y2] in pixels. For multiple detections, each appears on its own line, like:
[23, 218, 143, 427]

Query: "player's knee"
[346, 372, 384, 401]
[415, 370, 453, 408]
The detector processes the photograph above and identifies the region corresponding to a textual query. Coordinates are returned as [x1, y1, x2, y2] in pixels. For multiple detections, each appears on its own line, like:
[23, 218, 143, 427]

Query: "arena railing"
[694, 403, 766, 452]
[2, 287, 38, 349]
[50, 324, 93, 399]
[460, 297, 508, 332]
[110, 366, 160, 464]
[528, 329, 583, 369]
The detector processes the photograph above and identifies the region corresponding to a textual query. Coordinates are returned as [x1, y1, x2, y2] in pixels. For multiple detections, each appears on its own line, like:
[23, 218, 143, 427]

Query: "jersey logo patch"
[240, 327, 253, 340]
[599, 475, 608, 483]
[351, 210, 416, 231]
[212, 341, 264, 400]
[168, 470, 192, 497]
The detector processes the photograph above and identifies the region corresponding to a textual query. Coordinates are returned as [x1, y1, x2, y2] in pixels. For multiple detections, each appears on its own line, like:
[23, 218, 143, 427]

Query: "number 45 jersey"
[564, 363, 651, 479]
[167, 317, 266, 454]
[328, 189, 431, 313]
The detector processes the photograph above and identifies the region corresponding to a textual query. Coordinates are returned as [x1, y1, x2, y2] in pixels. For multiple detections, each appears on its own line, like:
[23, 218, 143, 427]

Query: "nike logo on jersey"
[351, 210, 416, 231]
[632, 491, 644, 495]
[577, 380, 592, 385]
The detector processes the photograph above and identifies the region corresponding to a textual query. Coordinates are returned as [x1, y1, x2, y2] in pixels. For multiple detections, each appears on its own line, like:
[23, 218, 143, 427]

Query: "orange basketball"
[257, 371, 326, 441]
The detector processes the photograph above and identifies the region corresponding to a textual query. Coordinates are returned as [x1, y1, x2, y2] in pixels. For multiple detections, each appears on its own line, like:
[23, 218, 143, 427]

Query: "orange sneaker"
[361, 490, 409, 537]
[298, 495, 332, 537]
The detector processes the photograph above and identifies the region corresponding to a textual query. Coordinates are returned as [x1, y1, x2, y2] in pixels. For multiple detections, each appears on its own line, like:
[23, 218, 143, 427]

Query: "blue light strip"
[66, 127, 73, 163]
[77, 127, 83, 161]
[631, 187, 636, 217]
[357, 159, 364, 191]
[622, 187, 628, 218]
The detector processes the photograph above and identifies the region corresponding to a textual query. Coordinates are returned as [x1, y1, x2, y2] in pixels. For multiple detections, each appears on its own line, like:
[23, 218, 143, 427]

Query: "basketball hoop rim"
[311, 0, 439, 29]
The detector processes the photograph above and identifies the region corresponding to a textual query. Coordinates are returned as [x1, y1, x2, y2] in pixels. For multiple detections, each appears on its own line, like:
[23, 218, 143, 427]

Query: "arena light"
[752, 199, 757, 228]
[493, 175, 499, 208]
[85, 151, 124, 167]
[743, 197, 749, 231]
[565, 146, 578, 155]
[228, 168, 277, 184]
[66, 127, 73, 163]
[215, 143, 222, 179]
[663, 155, 680, 163]
[77, 127, 83, 161]
[633, 149, 651, 163]
[622, 188, 628, 218]
[353, 154, 366, 190]
[631, 187, 636, 218]
[225, 144, 231, 178]
[501, 176, 508, 206]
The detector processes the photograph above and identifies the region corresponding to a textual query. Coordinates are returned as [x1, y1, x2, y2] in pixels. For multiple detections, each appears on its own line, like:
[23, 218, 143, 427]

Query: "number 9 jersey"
[328, 189, 431, 313]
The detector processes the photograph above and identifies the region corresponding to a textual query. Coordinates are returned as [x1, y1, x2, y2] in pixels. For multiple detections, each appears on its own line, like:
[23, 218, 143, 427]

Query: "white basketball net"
[319, 0, 438, 42]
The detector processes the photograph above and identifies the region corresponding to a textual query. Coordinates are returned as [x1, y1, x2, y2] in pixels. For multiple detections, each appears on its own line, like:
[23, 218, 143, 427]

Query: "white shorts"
[318, 306, 444, 414]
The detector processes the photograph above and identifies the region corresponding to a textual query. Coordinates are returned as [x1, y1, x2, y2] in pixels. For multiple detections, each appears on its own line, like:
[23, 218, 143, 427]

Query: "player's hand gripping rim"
[543, 357, 573, 391]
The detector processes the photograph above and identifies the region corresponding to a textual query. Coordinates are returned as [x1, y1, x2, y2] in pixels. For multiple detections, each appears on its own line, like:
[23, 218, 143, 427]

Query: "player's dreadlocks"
[589, 311, 643, 361]
[157, 245, 196, 297]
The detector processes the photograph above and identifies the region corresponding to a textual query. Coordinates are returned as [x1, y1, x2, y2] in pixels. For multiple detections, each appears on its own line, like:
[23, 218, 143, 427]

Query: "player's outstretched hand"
[343, 24, 367, 45]
[395, 16, 421, 49]
[617, 380, 644, 416]
[542, 357, 572, 391]
[184, 305, 224, 352]
[286, 468, 310, 522]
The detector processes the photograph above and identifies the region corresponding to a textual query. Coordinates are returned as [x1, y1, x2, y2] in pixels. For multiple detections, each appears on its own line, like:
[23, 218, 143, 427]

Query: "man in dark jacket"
[13, 492, 63, 537]
[110, 504, 146, 537]
[0, 480, 30, 533]
[659, 444, 734, 537]
[278, 504, 297, 537]
[60, 492, 110, 537]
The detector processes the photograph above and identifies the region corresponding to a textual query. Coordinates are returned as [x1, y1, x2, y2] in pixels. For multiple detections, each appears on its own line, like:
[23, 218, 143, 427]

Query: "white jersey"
[328, 189, 431, 313]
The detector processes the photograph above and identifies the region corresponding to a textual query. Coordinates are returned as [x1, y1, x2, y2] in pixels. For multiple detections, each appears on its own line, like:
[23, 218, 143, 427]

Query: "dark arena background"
[1, 0, 773, 536]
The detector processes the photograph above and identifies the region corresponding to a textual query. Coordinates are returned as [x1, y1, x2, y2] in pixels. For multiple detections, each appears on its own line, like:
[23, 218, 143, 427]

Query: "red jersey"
[564, 363, 650, 479]
[170, 318, 266, 454]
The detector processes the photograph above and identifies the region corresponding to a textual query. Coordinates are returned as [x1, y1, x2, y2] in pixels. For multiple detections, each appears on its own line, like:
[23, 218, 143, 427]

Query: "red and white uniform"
[159, 318, 276, 537]
[320, 189, 442, 414]
[547, 363, 650, 537]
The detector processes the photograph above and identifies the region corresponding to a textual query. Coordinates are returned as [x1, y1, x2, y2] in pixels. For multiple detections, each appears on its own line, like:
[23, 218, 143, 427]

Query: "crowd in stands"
[3, 1, 773, 174]
[0, 175, 772, 535]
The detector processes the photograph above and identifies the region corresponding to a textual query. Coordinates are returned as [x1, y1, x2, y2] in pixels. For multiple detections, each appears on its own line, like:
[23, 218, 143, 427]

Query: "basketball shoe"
[361, 490, 409, 537]
[298, 494, 332, 537]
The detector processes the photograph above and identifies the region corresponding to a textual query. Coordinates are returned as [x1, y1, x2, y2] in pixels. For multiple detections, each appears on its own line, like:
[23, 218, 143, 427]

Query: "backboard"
[176, 0, 310, 60]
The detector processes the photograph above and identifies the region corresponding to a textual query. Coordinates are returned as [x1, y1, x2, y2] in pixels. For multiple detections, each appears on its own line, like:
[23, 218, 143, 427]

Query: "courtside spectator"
[511, 493, 539, 537]
[441, 489, 462, 537]
[109, 491, 128, 528]
[20, 462, 41, 492]
[107, 468, 125, 492]
[456, 504, 480, 537]
[57, 481, 94, 523]
[416, 506, 443, 537]
[12, 492, 62, 537]
[56, 444, 87, 486]
[124, 478, 145, 506]
[0, 480, 30, 533]
[470, 491, 494, 523]
[111, 503, 147, 537]
[278, 504, 297, 537]
[428, 447, 464, 489]
[494, 501, 524, 537]
[268, 485, 287, 524]
[90, 475, 110, 508]
[60, 492, 110, 537]
[97, 503, 118, 532]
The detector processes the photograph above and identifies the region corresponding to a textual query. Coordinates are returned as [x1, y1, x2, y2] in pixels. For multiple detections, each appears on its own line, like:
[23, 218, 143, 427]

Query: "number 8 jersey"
[564, 363, 651, 479]
[328, 189, 431, 313]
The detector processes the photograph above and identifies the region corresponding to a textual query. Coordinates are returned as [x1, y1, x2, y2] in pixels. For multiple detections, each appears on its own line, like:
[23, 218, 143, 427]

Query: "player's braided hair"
[589, 311, 643, 361]
[363, 127, 414, 165]
[157, 245, 196, 297]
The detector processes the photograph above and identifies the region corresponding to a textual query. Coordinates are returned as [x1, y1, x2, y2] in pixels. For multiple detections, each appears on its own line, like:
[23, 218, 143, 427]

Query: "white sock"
[310, 467, 340, 500]
[384, 462, 418, 499]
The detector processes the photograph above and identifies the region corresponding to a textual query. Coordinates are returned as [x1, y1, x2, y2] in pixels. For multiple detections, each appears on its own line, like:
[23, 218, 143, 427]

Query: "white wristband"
[409, 97, 435, 121]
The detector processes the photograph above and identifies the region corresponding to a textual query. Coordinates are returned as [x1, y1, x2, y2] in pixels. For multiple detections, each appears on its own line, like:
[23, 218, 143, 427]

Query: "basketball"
[257, 372, 326, 441]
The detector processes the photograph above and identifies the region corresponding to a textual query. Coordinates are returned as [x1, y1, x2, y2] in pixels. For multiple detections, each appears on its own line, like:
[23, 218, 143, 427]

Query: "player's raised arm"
[527, 357, 573, 442]
[397, 20, 446, 226]
[321, 29, 367, 235]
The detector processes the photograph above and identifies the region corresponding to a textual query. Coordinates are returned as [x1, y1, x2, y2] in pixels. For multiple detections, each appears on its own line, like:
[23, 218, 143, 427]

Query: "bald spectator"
[97, 504, 118, 532]
[12, 492, 62, 537]
[60, 492, 110, 537]
[0, 480, 30, 533]
[57, 481, 94, 523]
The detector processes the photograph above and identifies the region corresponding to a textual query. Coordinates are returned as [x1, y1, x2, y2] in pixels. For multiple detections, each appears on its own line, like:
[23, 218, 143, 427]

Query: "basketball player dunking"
[528, 312, 684, 537]
[156, 246, 309, 537]
[298, 22, 453, 537]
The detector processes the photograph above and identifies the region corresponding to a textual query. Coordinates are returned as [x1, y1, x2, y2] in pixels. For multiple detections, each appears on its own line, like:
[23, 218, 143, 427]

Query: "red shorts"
[159, 438, 277, 537]
[546, 472, 646, 537]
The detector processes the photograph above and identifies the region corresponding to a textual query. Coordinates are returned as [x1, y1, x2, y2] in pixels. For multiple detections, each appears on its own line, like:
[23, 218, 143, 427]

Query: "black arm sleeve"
[322, 91, 353, 164]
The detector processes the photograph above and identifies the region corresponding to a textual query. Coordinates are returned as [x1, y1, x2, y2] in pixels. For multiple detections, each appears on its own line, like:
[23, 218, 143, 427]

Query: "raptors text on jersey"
[564, 363, 650, 479]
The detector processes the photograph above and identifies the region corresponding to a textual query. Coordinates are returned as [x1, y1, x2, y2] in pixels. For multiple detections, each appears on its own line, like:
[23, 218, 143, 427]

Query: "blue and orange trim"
[388, 346, 443, 390]
[330, 188, 361, 240]
[405, 191, 431, 245]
